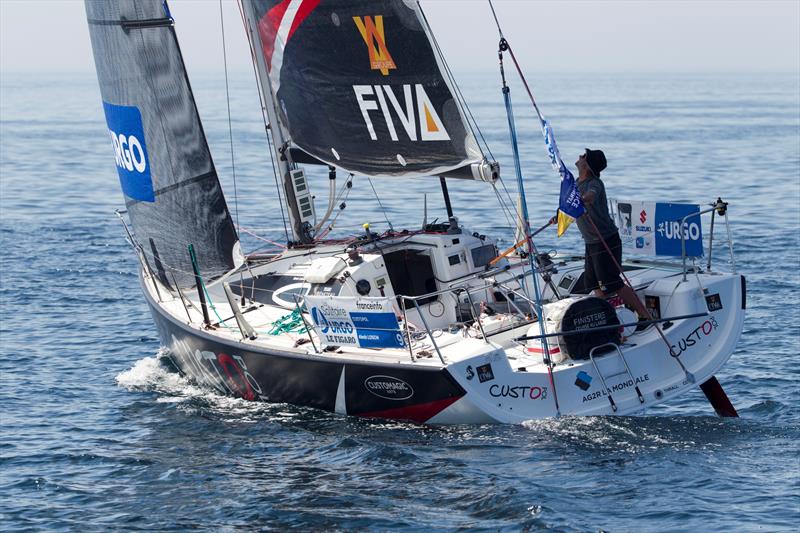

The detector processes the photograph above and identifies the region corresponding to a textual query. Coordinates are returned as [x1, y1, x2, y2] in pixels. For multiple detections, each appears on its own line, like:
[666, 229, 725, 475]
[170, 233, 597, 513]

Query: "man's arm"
[581, 181, 601, 206]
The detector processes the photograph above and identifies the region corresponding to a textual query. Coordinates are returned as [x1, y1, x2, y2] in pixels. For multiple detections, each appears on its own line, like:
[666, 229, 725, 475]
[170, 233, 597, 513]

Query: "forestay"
[85, 0, 240, 289]
[243, 0, 493, 179]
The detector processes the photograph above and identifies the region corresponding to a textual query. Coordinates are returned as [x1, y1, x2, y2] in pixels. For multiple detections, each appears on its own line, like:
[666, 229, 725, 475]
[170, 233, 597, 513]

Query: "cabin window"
[470, 244, 497, 268]
[384, 249, 437, 306]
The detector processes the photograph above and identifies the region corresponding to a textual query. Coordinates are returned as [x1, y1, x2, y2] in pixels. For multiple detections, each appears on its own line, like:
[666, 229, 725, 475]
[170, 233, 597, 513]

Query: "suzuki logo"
[640, 210, 647, 224]
[353, 15, 396, 76]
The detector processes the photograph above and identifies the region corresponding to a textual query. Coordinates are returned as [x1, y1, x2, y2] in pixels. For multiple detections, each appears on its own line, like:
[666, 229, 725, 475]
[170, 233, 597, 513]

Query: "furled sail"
[85, 0, 240, 288]
[244, 0, 495, 180]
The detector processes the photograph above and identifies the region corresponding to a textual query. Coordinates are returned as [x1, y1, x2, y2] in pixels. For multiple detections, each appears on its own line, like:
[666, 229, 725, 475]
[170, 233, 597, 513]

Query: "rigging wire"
[490, 182, 516, 231]
[236, 1, 291, 244]
[366, 176, 393, 231]
[416, 1, 495, 161]
[219, 0, 239, 229]
[488, 0, 544, 122]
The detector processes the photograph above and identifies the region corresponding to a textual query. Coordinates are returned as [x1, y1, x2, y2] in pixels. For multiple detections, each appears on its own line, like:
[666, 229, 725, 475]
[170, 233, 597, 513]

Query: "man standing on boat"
[575, 149, 649, 319]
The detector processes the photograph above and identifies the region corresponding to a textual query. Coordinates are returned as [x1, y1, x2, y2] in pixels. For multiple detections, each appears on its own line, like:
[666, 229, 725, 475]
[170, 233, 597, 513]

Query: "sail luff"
[240, 0, 310, 243]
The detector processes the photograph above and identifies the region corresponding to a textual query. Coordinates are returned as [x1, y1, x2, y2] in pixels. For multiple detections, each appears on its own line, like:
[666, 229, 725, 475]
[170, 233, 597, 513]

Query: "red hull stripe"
[359, 396, 462, 424]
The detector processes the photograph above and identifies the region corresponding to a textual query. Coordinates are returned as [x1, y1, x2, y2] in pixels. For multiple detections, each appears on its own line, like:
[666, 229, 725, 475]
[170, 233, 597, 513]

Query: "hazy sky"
[1, 0, 798, 75]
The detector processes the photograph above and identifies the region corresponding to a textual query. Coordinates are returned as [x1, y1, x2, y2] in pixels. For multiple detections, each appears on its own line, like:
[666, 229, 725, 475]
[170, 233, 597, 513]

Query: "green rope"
[267, 308, 306, 335]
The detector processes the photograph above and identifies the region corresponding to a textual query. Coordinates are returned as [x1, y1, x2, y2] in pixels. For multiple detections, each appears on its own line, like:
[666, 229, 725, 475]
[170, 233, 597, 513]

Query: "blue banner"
[350, 311, 405, 349]
[102, 102, 154, 202]
[305, 296, 405, 349]
[655, 203, 703, 257]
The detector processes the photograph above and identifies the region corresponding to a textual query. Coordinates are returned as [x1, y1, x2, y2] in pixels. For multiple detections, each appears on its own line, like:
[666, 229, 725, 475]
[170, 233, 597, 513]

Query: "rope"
[219, 0, 239, 230]
[583, 213, 680, 361]
[490, 183, 517, 231]
[315, 175, 356, 241]
[416, 1, 495, 161]
[188, 244, 237, 331]
[237, 226, 288, 249]
[366, 175, 393, 231]
[267, 308, 306, 335]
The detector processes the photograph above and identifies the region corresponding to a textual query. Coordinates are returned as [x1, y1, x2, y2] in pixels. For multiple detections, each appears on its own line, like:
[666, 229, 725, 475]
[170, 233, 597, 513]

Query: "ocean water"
[1, 68, 799, 531]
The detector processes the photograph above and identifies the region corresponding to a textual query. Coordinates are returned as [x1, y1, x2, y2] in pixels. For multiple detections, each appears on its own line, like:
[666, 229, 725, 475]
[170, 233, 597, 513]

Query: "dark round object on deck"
[560, 297, 620, 360]
[355, 279, 371, 296]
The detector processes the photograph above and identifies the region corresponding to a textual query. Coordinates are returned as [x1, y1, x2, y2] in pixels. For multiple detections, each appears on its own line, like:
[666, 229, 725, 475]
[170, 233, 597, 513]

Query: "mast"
[240, 0, 311, 244]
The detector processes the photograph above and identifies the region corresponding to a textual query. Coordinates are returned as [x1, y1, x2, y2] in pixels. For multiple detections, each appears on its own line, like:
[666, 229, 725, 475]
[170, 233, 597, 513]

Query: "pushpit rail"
[513, 312, 708, 343]
[681, 198, 734, 281]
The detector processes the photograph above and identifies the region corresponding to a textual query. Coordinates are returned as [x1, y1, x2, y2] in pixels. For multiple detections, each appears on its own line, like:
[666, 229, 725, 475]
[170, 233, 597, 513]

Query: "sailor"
[575, 148, 649, 320]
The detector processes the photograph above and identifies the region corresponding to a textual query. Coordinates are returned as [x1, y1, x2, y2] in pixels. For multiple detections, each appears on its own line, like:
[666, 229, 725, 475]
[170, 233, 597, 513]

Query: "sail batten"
[243, 0, 494, 180]
[85, 0, 240, 289]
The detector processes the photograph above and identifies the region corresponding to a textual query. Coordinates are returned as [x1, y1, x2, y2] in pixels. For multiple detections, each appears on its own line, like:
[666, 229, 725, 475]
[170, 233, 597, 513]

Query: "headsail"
[85, 0, 240, 288]
[243, 0, 494, 180]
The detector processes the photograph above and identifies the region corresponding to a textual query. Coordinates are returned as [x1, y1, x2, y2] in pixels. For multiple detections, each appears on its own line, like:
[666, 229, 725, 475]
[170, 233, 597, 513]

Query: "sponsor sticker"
[489, 384, 548, 400]
[476, 363, 495, 383]
[102, 102, 154, 202]
[669, 317, 719, 358]
[364, 375, 414, 400]
[705, 293, 723, 312]
[353, 15, 396, 76]
[581, 374, 650, 403]
[575, 370, 593, 391]
[306, 296, 404, 349]
[614, 200, 702, 257]
[654, 203, 703, 257]
[465, 365, 475, 381]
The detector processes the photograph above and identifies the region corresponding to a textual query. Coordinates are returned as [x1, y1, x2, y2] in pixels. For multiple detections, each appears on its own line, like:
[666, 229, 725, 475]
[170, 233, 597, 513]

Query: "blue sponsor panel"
[102, 102, 154, 202]
[655, 203, 703, 257]
[349, 311, 405, 348]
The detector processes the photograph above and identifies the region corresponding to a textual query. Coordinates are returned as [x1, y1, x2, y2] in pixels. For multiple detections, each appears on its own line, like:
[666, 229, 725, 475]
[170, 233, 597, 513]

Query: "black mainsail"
[243, 0, 495, 180]
[85, 0, 240, 288]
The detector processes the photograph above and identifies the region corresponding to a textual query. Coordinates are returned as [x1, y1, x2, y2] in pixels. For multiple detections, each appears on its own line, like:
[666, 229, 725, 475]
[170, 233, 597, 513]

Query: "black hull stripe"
[141, 272, 465, 419]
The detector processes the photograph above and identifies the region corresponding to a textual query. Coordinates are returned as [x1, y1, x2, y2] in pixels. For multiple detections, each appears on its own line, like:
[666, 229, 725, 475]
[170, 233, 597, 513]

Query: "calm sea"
[1, 69, 799, 531]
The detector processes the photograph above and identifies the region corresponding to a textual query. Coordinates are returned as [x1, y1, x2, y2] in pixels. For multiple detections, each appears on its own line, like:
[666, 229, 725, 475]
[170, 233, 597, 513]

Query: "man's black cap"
[585, 148, 607, 176]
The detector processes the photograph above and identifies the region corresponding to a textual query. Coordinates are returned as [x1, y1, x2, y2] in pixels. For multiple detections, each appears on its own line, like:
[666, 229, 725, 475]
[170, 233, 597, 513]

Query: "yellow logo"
[353, 16, 396, 76]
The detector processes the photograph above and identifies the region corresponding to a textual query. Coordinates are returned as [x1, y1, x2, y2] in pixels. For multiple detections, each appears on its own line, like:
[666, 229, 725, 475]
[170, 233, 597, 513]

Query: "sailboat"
[85, 0, 745, 424]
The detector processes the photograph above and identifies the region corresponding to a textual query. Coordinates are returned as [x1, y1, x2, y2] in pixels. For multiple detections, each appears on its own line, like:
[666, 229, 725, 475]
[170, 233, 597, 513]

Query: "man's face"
[576, 152, 589, 172]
